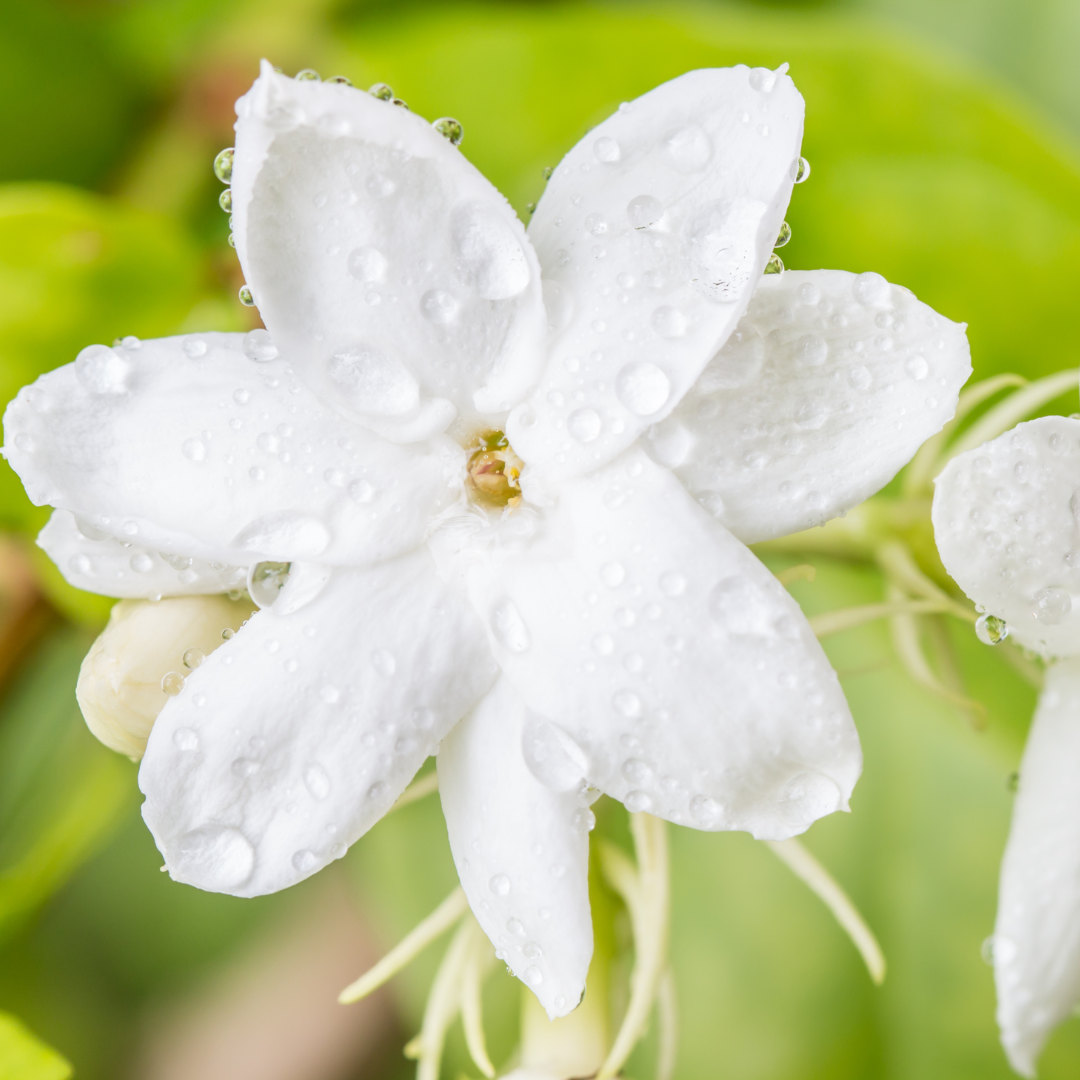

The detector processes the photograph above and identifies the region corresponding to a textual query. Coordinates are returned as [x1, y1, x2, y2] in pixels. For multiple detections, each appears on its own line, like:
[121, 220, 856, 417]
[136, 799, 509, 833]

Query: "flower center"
[466, 430, 523, 509]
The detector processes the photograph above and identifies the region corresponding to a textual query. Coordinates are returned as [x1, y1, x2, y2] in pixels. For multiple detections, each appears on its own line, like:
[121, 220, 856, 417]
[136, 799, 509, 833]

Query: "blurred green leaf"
[0, 627, 133, 946]
[0, 1011, 72, 1080]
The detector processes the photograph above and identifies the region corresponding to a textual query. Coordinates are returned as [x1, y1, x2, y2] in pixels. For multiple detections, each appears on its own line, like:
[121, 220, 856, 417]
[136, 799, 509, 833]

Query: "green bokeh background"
[0, 1, 1077, 1078]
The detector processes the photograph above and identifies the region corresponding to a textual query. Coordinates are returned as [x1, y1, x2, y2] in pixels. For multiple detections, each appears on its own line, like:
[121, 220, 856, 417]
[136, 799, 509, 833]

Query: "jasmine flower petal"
[3, 332, 459, 567]
[510, 65, 804, 483]
[231, 62, 547, 437]
[140, 549, 497, 896]
[468, 449, 861, 839]
[663, 269, 971, 542]
[438, 677, 592, 1019]
[993, 657, 1080, 1078]
[933, 415, 1080, 654]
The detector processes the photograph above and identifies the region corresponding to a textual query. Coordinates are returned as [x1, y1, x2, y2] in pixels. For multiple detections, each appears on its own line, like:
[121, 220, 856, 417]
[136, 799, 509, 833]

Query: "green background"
[0, 1, 1076, 1078]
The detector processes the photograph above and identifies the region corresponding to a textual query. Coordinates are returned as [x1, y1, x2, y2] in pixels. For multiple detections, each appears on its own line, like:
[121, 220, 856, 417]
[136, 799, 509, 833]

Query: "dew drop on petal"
[327, 345, 419, 416]
[347, 246, 387, 283]
[975, 613, 1009, 645]
[612, 690, 642, 718]
[489, 874, 511, 896]
[568, 409, 602, 443]
[183, 337, 208, 358]
[129, 552, 154, 573]
[627, 194, 663, 229]
[371, 649, 396, 676]
[852, 272, 890, 307]
[490, 598, 531, 653]
[625, 790, 653, 812]
[781, 771, 841, 822]
[905, 355, 929, 380]
[292, 849, 319, 873]
[182, 647, 205, 669]
[1033, 586, 1071, 625]
[69, 553, 91, 575]
[248, 561, 291, 608]
[173, 727, 199, 751]
[348, 478, 376, 504]
[524, 966, 544, 986]
[690, 794, 722, 826]
[616, 361, 670, 415]
[420, 289, 460, 324]
[600, 562, 626, 587]
[593, 136, 621, 163]
[667, 126, 712, 171]
[161, 671, 185, 696]
[182, 437, 206, 462]
[172, 825, 254, 890]
[243, 329, 279, 362]
[75, 344, 131, 395]
[521, 717, 588, 792]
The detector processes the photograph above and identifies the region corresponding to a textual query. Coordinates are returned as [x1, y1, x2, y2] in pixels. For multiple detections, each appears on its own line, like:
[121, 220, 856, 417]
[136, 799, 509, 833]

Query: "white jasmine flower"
[935, 413, 1080, 1076]
[4, 62, 970, 1020]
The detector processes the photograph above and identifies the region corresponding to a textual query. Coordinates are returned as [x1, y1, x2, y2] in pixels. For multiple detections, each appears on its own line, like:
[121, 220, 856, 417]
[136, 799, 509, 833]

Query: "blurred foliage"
[0, 2, 1079, 1079]
[0, 1010, 71, 1080]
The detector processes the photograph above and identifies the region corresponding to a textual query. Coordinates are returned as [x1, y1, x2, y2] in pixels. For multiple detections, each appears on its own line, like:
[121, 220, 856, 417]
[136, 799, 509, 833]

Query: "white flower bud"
[77, 594, 255, 760]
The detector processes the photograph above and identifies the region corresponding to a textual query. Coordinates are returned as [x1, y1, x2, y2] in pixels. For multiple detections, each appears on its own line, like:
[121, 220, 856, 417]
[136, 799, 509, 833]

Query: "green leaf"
[0, 1011, 71, 1080]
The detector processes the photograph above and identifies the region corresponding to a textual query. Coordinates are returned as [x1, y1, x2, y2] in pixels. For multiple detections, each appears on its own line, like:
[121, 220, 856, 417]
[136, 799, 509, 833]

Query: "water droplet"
[852, 271, 890, 307]
[161, 671, 185, 696]
[248, 561, 291, 608]
[182, 647, 205, 669]
[243, 329, 278, 362]
[181, 437, 206, 462]
[659, 571, 686, 596]
[75, 344, 131, 395]
[764, 252, 784, 275]
[173, 727, 199, 751]
[523, 941, 544, 960]
[524, 965, 543, 985]
[593, 135, 621, 163]
[371, 649, 396, 676]
[522, 717, 589, 791]
[906, 355, 929, 380]
[612, 690, 642, 718]
[348, 478, 376, 504]
[622, 758, 652, 784]
[781, 771, 841, 822]
[975, 614, 1009, 645]
[625, 790, 653, 812]
[749, 66, 778, 92]
[690, 794, 722, 826]
[433, 117, 464, 145]
[327, 345, 419, 415]
[219, 188, 233, 213]
[420, 289, 460, 324]
[183, 336, 208, 358]
[600, 562, 626, 587]
[320, 685, 341, 704]
[128, 552, 152, 573]
[650, 305, 687, 340]
[326, 74, 352, 85]
[774, 221, 792, 248]
[667, 125, 712, 171]
[452, 203, 530, 299]
[213, 147, 234, 183]
[568, 408, 602, 443]
[232, 756, 260, 778]
[172, 825, 254, 890]
[236, 512, 330, 558]
[292, 849, 319, 875]
[238, 285, 255, 307]
[792, 156, 811, 183]
[584, 212, 608, 236]
[795, 334, 827, 368]
[68, 553, 91, 575]
[347, 246, 387, 283]
[592, 634, 614, 655]
[1033, 586, 1071, 624]
[627, 194, 663, 229]
[490, 598, 531, 653]
[368, 82, 393, 100]
[507, 918, 525, 936]
[489, 874, 511, 896]
[848, 366, 871, 390]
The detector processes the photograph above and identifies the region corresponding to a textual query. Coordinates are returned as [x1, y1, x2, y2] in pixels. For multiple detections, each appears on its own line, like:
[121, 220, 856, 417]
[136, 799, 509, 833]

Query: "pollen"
[467, 430, 524, 509]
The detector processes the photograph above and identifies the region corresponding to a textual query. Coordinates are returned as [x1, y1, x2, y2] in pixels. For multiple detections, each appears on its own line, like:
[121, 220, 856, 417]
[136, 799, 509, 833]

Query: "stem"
[597, 813, 670, 1080]
[390, 771, 439, 813]
[810, 599, 963, 639]
[766, 839, 886, 985]
[338, 887, 467, 1004]
[656, 969, 678, 1080]
[461, 923, 496, 1078]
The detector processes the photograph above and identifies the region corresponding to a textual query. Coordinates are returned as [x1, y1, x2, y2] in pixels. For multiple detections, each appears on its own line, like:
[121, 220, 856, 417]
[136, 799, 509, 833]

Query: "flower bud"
[77, 594, 256, 760]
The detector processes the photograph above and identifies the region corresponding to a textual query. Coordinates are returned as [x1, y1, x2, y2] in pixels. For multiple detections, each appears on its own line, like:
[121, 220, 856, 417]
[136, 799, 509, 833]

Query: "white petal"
[465, 449, 861, 839]
[663, 269, 971, 542]
[438, 676, 592, 1018]
[3, 333, 459, 567]
[508, 65, 804, 484]
[39, 510, 244, 598]
[231, 62, 547, 436]
[993, 657, 1080, 1077]
[933, 416, 1080, 655]
[139, 548, 497, 896]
